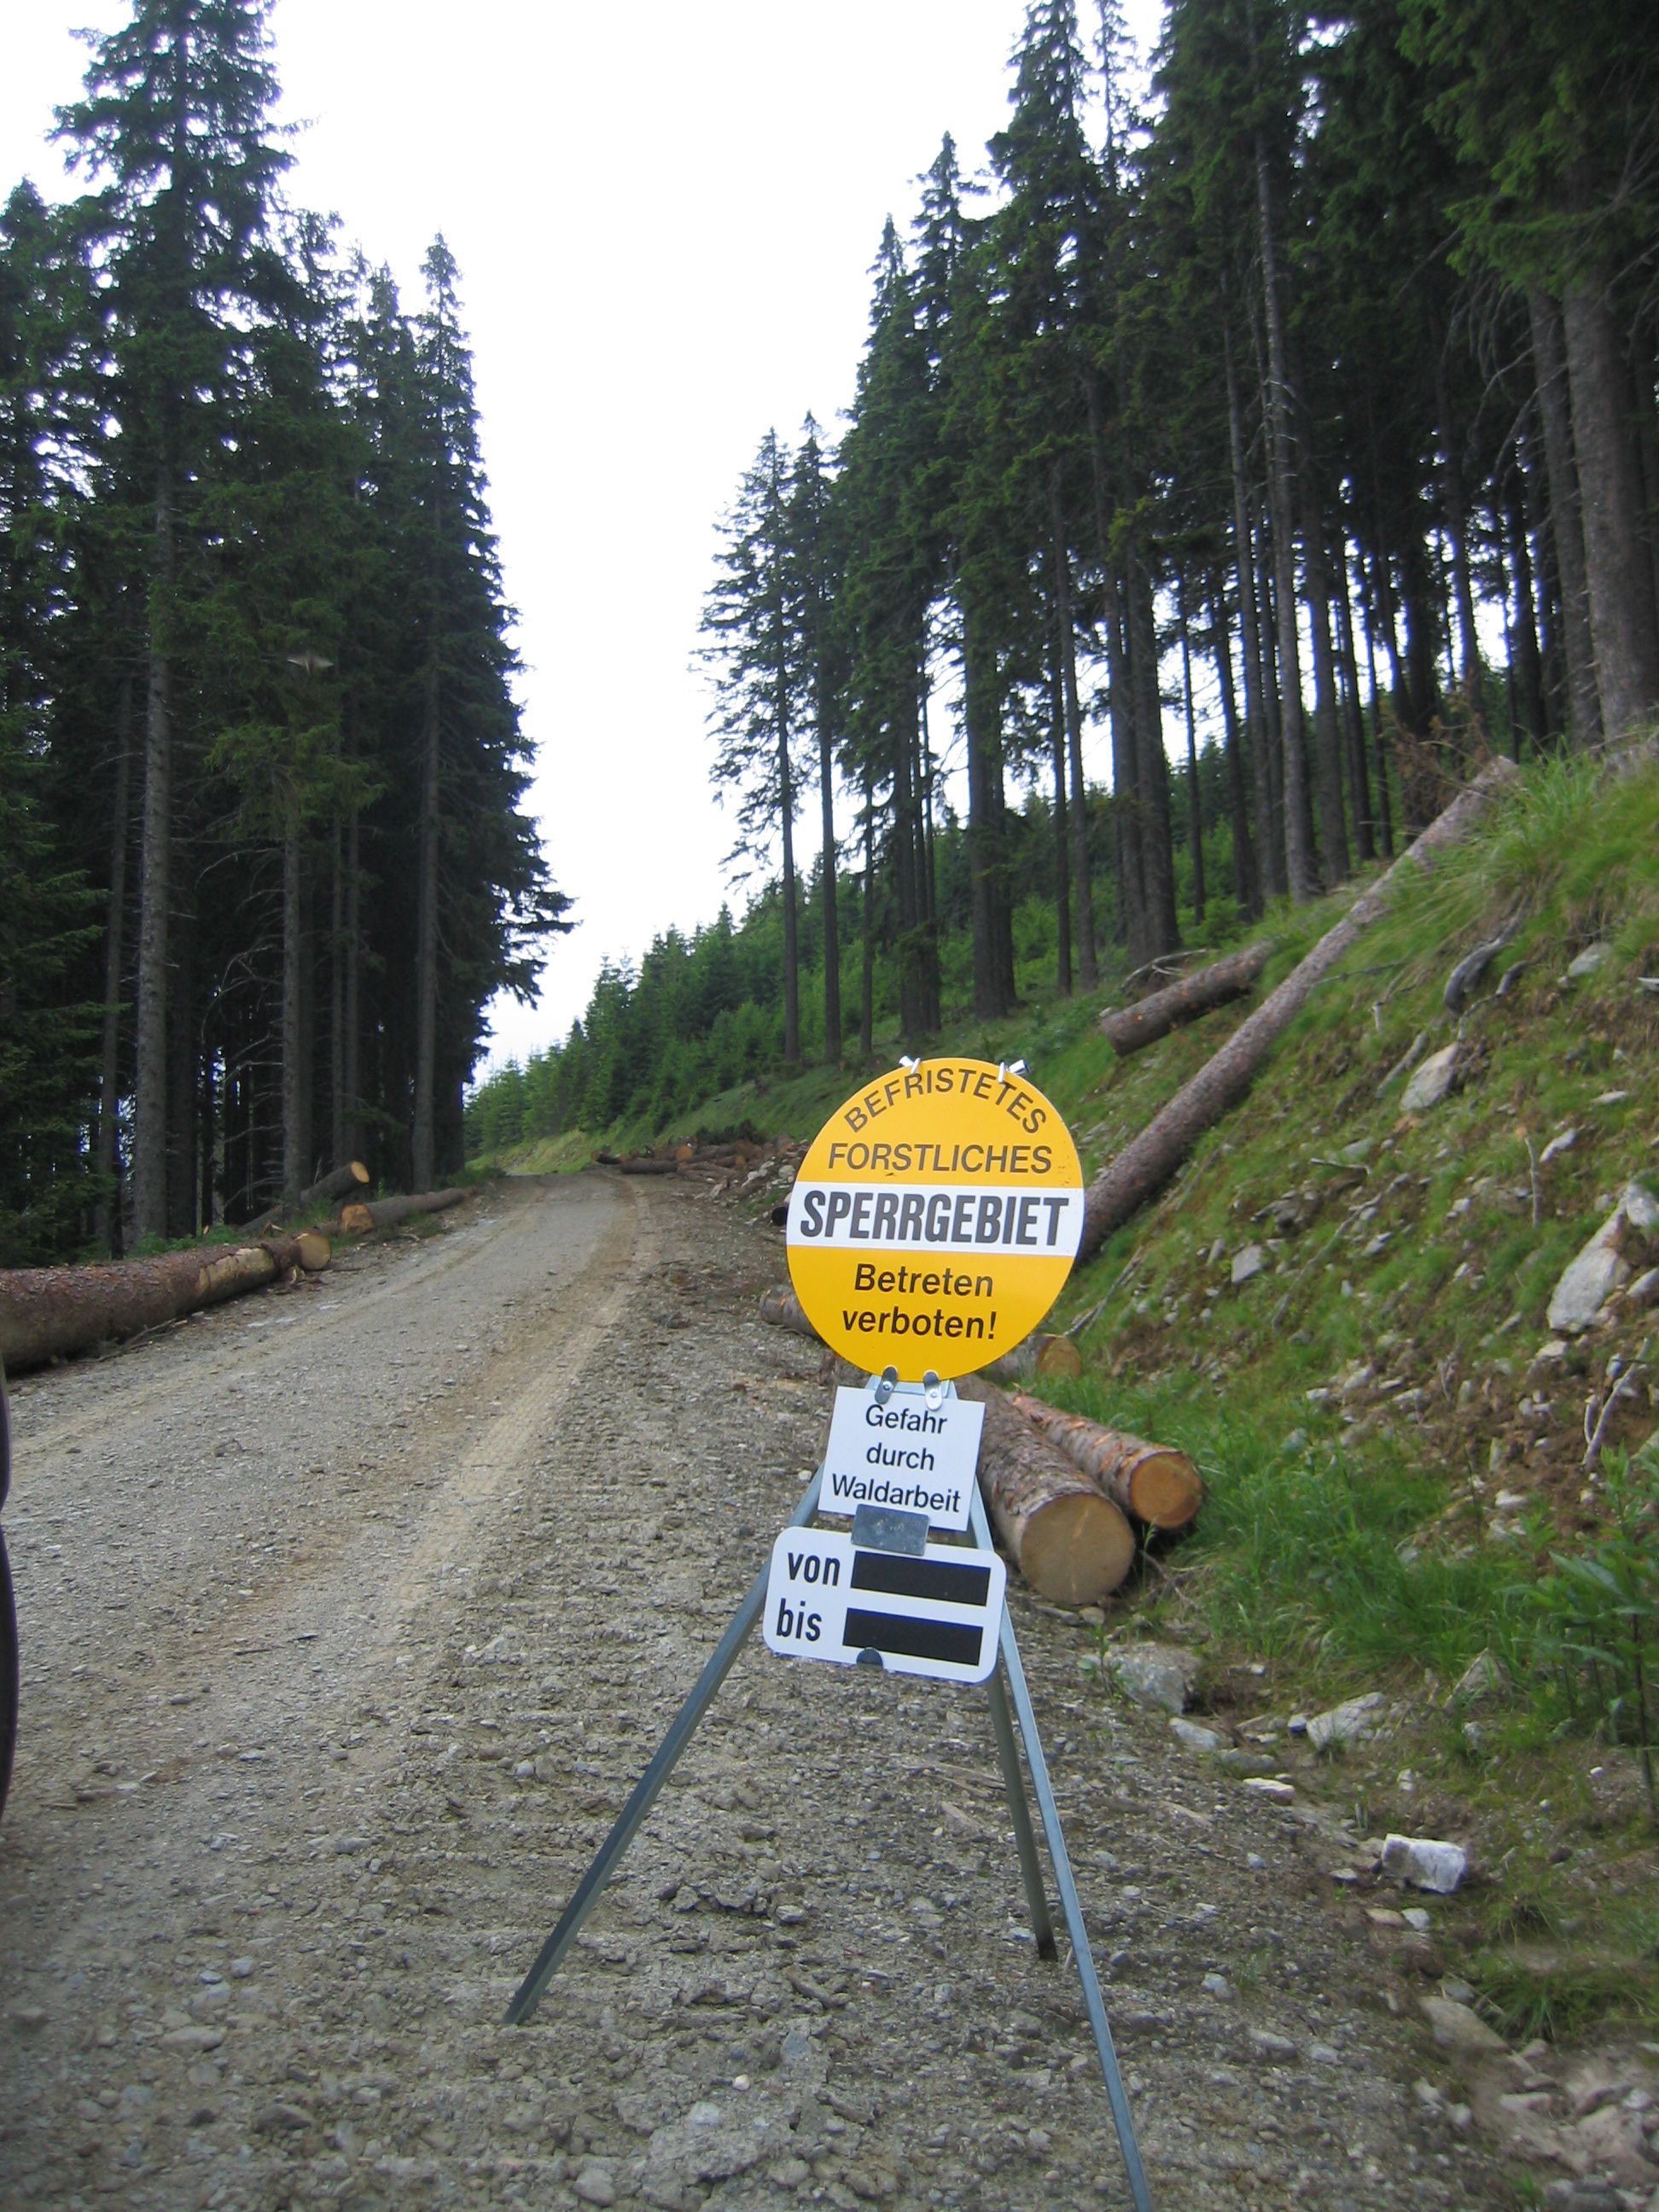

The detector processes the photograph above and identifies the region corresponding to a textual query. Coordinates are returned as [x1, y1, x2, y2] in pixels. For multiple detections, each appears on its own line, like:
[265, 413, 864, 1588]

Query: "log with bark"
[756, 1285, 1136, 1604]
[335, 1189, 467, 1236]
[1099, 941, 1272, 1056]
[1077, 759, 1520, 1264]
[952, 1377, 1137, 1604]
[1010, 1394, 1203, 1530]
[984, 1331, 1083, 1386]
[616, 1156, 679, 1176]
[241, 1160, 370, 1237]
[0, 1231, 331, 1374]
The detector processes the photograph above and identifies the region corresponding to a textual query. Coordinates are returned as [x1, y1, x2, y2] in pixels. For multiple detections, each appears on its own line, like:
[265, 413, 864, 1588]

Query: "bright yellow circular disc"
[785, 1057, 1084, 1381]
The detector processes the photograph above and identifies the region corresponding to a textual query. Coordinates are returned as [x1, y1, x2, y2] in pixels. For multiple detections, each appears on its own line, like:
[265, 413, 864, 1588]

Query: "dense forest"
[4, 3, 1656, 1247]
[469, 0, 1658, 1157]
[0, 0, 564, 1265]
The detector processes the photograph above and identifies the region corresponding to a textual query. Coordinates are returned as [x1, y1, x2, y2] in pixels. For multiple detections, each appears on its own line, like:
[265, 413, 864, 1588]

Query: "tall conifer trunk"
[1086, 379, 1145, 950]
[133, 463, 175, 1244]
[1047, 634, 1073, 996]
[1299, 469, 1350, 882]
[1254, 135, 1317, 899]
[282, 800, 310, 1199]
[963, 601, 1015, 1018]
[1128, 555, 1179, 956]
[817, 701, 840, 1066]
[1562, 285, 1659, 742]
[1504, 481, 1546, 754]
[1332, 536, 1376, 863]
[1225, 329, 1281, 898]
[772, 589, 800, 1066]
[1528, 291, 1601, 749]
[1050, 478, 1096, 986]
[412, 661, 440, 1193]
[1176, 573, 1205, 928]
[96, 680, 134, 1253]
[1208, 577, 1260, 915]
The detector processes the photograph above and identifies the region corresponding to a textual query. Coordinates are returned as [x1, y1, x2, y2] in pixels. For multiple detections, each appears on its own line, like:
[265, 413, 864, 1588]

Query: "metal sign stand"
[505, 1453, 1154, 2212]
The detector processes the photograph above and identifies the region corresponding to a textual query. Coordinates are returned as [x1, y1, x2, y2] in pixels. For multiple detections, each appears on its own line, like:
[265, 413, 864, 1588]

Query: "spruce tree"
[702, 429, 806, 1065]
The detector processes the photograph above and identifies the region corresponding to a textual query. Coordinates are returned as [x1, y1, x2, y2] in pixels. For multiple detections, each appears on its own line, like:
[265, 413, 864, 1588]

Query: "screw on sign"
[785, 1057, 1084, 1381]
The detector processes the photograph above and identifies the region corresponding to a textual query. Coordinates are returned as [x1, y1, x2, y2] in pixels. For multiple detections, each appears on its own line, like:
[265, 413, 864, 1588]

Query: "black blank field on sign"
[851, 1551, 992, 1607]
[843, 1607, 984, 1668]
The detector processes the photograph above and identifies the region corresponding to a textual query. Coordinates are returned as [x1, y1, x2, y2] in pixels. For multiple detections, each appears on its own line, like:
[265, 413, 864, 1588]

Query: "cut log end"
[292, 1230, 332, 1274]
[1121, 1448, 1202, 1530]
[1019, 1492, 1137, 1605]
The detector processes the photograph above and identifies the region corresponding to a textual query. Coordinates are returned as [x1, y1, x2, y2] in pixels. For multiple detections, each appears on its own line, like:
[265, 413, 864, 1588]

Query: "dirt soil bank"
[0, 1173, 1526, 2210]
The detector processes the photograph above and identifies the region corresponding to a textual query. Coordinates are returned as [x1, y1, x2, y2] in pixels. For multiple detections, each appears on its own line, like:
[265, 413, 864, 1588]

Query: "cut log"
[1009, 1395, 1203, 1530]
[955, 1377, 1137, 1604]
[1077, 760, 1521, 1264]
[0, 1231, 330, 1375]
[616, 1156, 678, 1176]
[756, 1286, 1136, 1604]
[241, 1161, 370, 1236]
[759, 1283, 821, 1342]
[1100, 941, 1272, 1056]
[335, 1189, 467, 1236]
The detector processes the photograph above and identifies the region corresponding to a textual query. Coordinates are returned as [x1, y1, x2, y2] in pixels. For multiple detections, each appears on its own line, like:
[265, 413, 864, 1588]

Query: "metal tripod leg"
[986, 1661, 1057, 1959]
[969, 1489, 1155, 2212]
[504, 1473, 823, 2026]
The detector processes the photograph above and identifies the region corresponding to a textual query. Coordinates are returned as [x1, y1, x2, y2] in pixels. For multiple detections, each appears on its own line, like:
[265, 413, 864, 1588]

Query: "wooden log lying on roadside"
[335, 1189, 467, 1235]
[0, 1231, 330, 1374]
[985, 1331, 1083, 1385]
[756, 1285, 1136, 1604]
[1077, 760, 1521, 1265]
[616, 1156, 678, 1176]
[1010, 1394, 1204, 1530]
[1100, 942, 1272, 1057]
[953, 1377, 1137, 1604]
[241, 1160, 370, 1237]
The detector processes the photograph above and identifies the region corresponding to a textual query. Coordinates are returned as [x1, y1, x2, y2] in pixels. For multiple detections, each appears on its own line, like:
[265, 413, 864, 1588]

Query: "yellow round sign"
[786, 1058, 1084, 1381]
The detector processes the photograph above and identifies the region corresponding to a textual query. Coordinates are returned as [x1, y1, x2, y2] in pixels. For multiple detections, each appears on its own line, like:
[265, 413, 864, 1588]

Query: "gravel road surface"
[0, 1173, 1524, 2210]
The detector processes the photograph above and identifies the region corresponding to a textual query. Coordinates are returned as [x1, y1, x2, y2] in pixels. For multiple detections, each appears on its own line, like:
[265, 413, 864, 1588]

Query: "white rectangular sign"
[819, 1383, 985, 1534]
[763, 1527, 1005, 1685]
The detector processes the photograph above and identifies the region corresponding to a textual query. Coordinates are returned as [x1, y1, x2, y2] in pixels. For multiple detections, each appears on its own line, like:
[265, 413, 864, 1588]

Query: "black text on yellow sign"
[786, 1058, 1083, 1380]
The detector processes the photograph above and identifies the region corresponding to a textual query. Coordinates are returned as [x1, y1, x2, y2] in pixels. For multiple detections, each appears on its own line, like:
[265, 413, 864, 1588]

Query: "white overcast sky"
[3, 0, 1163, 1069]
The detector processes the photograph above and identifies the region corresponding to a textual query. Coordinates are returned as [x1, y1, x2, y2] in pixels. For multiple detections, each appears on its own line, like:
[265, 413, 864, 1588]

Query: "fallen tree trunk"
[1078, 760, 1521, 1262]
[241, 1160, 370, 1237]
[756, 1286, 1136, 1604]
[616, 1156, 678, 1176]
[953, 1377, 1137, 1604]
[1010, 1394, 1203, 1530]
[985, 1332, 1083, 1386]
[335, 1189, 467, 1235]
[0, 1231, 330, 1374]
[1100, 942, 1272, 1057]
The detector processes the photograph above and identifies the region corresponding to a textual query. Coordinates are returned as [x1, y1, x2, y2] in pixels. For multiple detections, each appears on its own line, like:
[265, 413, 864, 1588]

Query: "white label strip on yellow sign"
[788, 1183, 1082, 1253]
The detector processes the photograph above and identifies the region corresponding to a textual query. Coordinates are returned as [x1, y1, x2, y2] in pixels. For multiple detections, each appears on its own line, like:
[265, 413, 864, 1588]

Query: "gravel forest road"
[0, 1173, 1522, 2212]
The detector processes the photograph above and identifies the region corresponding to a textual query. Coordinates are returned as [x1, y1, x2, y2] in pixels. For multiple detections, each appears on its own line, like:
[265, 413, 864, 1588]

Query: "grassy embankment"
[493, 754, 1659, 2037]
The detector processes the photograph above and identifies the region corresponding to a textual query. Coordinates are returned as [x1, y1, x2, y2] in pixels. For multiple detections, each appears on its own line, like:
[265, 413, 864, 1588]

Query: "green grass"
[473, 751, 1659, 2038]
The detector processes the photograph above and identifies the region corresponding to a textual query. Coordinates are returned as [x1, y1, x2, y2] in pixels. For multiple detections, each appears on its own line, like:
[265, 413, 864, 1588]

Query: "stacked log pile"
[599, 1137, 808, 1208]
